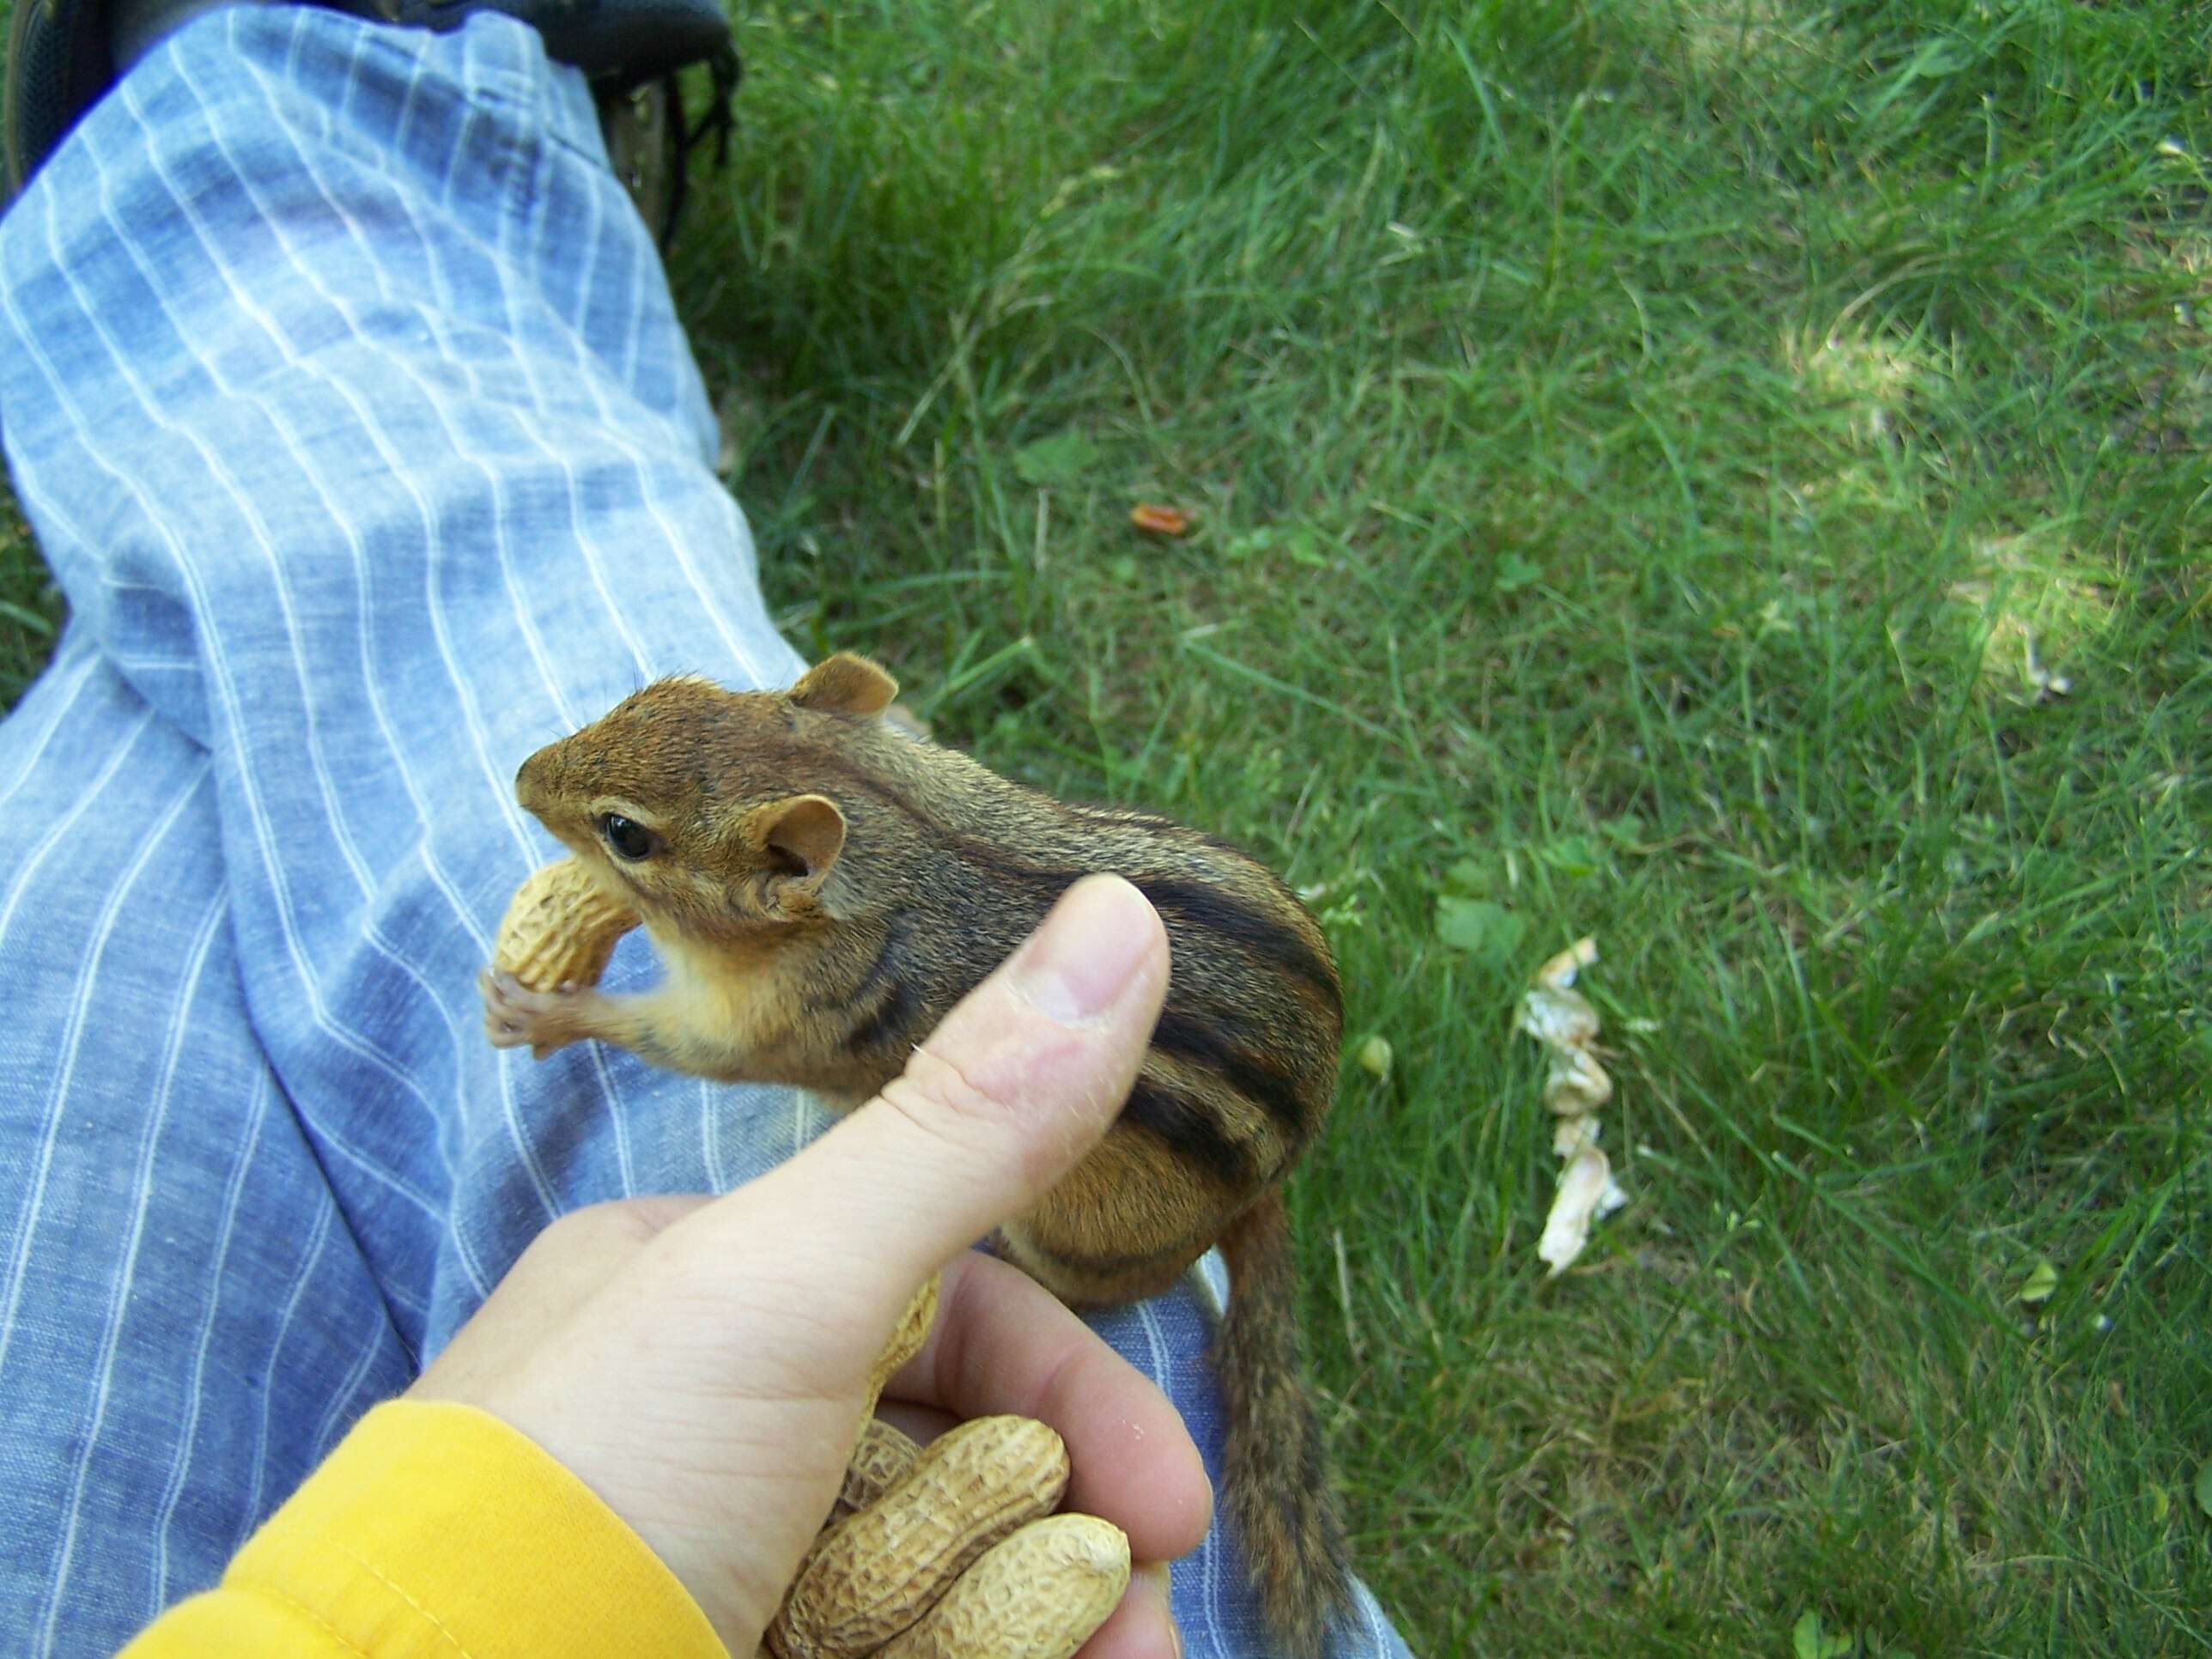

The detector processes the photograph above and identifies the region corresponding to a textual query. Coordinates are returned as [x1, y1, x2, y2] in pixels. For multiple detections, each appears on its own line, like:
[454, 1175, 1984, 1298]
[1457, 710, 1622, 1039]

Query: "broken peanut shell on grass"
[1540, 1043, 1613, 1115]
[491, 858, 639, 992]
[1538, 1144, 1626, 1277]
[1552, 1114, 1600, 1159]
[874, 1512, 1132, 1659]
[1516, 934, 1629, 1274]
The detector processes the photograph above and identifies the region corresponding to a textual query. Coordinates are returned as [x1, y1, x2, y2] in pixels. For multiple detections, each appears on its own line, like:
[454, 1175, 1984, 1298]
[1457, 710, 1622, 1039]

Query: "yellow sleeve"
[120, 1399, 729, 1659]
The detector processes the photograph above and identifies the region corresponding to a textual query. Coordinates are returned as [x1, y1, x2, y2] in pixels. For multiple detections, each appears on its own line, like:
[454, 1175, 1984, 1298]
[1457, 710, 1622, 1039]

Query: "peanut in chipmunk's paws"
[480, 969, 594, 1059]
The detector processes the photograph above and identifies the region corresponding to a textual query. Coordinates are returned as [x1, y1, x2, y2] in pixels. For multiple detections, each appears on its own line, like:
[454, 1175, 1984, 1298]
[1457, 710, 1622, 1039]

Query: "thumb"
[736, 873, 1169, 1316]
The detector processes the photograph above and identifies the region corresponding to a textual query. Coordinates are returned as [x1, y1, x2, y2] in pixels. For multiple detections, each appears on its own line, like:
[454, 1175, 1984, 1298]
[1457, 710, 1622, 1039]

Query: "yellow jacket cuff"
[119, 1398, 728, 1659]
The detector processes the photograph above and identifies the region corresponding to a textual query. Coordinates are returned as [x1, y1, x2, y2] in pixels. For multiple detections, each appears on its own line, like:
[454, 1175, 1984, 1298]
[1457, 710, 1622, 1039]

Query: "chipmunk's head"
[514, 654, 900, 939]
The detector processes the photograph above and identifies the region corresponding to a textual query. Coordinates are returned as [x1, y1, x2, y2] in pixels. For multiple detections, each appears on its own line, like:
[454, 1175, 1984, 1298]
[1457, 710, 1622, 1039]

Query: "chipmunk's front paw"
[480, 969, 596, 1060]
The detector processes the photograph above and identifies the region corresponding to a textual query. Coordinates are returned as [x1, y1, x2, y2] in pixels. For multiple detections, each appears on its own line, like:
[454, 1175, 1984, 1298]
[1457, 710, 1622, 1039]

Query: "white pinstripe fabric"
[0, 12, 1412, 1656]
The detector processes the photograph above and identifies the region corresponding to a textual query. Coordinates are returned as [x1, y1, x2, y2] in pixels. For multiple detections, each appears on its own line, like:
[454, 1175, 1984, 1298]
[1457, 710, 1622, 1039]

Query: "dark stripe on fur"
[793, 751, 1336, 1017]
[845, 978, 917, 1056]
[1150, 1006, 1315, 1144]
[1134, 876, 1340, 1017]
[1121, 1079, 1254, 1191]
[842, 921, 919, 1054]
[844, 919, 903, 1005]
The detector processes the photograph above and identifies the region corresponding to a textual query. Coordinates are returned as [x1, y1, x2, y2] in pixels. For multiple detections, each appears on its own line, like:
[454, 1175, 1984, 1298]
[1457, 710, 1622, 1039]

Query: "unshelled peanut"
[874, 1513, 1131, 1659]
[771, 1415, 1068, 1659]
[492, 859, 637, 993]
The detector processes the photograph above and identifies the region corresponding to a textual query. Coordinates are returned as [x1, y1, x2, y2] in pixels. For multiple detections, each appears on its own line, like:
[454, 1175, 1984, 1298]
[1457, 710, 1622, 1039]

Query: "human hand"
[412, 875, 1206, 1657]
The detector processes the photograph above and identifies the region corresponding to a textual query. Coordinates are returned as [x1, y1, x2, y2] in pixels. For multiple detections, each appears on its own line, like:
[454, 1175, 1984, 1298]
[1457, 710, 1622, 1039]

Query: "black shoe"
[599, 45, 738, 251]
[3, 0, 738, 240]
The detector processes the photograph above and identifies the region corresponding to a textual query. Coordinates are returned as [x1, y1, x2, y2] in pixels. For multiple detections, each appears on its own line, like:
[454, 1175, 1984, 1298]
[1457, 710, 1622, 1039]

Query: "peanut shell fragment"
[492, 858, 638, 992]
[874, 1513, 1132, 1659]
[1515, 934, 1628, 1275]
[866, 1275, 939, 1409]
[839, 1418, 921, 1516]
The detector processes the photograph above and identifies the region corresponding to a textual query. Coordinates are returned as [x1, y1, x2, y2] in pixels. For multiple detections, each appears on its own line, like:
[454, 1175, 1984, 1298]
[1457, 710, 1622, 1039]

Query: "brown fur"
[486, 654, 1351, 1656]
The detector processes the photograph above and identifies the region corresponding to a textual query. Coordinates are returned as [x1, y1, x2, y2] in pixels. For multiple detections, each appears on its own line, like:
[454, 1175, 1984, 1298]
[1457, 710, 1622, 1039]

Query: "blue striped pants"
[0, 11, 1411, 1655]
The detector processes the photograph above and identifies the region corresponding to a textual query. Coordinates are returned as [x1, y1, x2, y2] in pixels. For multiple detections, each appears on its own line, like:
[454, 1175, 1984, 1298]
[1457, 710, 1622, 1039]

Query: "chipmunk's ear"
[789, 653, 898, 717]
[743, 794, 847, 902]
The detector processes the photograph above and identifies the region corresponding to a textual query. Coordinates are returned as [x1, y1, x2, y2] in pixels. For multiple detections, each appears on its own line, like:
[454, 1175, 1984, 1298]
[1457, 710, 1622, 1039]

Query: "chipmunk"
[480, 653, 1350, 1656]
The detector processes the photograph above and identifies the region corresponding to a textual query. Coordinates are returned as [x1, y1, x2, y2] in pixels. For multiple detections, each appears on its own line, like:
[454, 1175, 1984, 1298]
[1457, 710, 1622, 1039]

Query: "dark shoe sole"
[374, 0, 730, 91]
[4, 0, 110, 197]
[4, 0, 734, 202]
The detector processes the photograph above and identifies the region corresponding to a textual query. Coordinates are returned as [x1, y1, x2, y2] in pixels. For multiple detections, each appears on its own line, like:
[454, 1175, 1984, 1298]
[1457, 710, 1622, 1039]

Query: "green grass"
[0, 492, 60, 704]
[7, 0, 2210, 1653]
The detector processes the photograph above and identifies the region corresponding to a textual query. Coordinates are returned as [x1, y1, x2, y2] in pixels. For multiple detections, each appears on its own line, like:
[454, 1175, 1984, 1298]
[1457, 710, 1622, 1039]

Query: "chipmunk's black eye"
[598, 813, 659, 861]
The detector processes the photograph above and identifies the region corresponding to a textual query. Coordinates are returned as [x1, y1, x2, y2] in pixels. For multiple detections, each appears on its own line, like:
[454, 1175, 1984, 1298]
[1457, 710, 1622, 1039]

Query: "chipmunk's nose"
[514, 747, 551, 815]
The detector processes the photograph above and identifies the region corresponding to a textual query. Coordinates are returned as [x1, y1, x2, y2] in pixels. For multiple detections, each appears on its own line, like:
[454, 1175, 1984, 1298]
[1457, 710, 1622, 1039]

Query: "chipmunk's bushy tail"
[1218, 1192, 1349, 1659]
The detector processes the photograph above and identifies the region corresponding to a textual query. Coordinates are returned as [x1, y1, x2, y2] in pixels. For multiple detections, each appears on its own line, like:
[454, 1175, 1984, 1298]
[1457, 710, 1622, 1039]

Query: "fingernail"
[1132, 1562, 1181, 1659]
[1012, 875, 1160, 1025]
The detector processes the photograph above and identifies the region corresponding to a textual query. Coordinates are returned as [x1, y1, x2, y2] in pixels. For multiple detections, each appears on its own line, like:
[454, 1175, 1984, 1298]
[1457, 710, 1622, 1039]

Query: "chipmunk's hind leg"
[997, 1120, 1231, 1305]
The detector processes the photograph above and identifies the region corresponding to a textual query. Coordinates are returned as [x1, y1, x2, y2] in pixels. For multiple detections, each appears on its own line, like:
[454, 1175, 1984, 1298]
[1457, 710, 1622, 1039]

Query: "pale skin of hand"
[412, 875, 1209, 1659]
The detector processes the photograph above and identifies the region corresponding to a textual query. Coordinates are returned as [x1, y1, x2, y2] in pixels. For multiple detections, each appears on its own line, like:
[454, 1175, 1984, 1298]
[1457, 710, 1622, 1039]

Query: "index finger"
[885, 1250, 1212, 1565]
